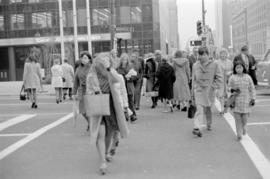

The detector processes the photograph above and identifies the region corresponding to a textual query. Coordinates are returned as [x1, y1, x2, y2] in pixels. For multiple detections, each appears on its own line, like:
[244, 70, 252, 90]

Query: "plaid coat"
[228, 74, 256, 113]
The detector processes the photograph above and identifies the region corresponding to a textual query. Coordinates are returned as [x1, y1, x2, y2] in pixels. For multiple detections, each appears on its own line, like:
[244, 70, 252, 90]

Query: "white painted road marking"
[0, 133, 30, 137]
[0, 113, 70, 117]
[0, 114, 36, 132]
[0, 113, 73, 160]
[223, 112, 270, 179]
[248, 122, 270, 126]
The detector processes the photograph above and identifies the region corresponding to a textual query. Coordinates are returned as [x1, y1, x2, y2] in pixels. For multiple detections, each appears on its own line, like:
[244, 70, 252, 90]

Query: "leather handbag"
[84, 93, 110, 116]
[20, 85, 27, 101]
[187, 104, 197, 119]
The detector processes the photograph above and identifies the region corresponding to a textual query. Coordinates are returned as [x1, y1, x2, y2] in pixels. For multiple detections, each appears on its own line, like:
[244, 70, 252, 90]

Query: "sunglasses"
[198, 50, 209, 56]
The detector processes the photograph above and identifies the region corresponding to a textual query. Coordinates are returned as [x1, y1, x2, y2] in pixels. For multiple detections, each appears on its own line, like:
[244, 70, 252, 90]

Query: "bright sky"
[177, 0, 216, 49]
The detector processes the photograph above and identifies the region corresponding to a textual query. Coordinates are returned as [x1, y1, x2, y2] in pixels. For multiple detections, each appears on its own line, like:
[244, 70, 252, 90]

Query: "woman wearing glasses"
[191, 46, 223, 137]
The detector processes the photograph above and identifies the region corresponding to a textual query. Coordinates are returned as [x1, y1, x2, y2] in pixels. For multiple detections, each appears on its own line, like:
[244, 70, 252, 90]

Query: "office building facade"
[0, 0, 179, 81]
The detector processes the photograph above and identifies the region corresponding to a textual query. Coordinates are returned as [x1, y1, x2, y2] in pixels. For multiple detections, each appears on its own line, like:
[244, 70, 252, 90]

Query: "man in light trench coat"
[191, 46, 223, 137]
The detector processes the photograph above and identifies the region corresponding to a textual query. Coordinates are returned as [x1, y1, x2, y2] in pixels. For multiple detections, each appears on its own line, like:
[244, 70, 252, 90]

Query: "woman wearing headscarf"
[172, 50, 191, 111]
[23, 54, 42, 108]
[73, 51, 92, 131]
[86, 53, 128, 175]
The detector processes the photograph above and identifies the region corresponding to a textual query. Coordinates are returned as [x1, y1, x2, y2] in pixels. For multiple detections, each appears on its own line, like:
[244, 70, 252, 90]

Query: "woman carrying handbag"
[85, 53, 129, 175]
[22, 53, 42, 108]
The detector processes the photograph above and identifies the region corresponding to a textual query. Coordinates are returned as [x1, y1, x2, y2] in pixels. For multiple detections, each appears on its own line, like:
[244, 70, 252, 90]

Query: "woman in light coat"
[172, 50, 191, 111]
[23, 54, 42, 108]
[216, 48, 233, 114]
[62, 59, 74, 100]
[51, 58, 63, 103]
[86, 53, 129, 175]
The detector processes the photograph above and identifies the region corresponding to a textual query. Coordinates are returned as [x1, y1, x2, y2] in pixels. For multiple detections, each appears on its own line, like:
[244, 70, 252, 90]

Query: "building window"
[92, 8, 110, 26]
[63, 10, 73, 27]
[11, 14, 24, 30]
[0, 16, 4, 31]
[119, 7, 131, 24]
[10, 0, 22, 3]
[32, 12, 52, 29]
[77, 9, 87, 27]
[131, 7, 142, 23]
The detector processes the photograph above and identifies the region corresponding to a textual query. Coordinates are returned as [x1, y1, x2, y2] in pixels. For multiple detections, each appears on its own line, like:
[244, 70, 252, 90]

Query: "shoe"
[130, 115, 137, 123]
[192, 128, 202, 137]
[60, 100, 62, 103]
[56, 100, 59, 104]
[115, 140, 119, 147]
[86, 124, 90, 132]
[99, 163, 107, 175]
[135, 107, 140, 110]
[181, 107, 187, 112]
[31, 102, 35, 108]
[151, 104, 156, 108]
[177, 104, 181, 110]
[207, 125, 212, 131]
[34, 104, 38, 109]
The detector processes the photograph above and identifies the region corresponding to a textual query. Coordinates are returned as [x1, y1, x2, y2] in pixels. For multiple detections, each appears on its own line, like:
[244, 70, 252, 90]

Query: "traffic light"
[197, 21, 202, 36]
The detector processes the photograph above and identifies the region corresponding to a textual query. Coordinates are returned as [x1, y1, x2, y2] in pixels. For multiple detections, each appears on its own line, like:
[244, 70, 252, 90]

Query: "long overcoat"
[144, 58, 158, 92]
[156, 62, 176, 100]
[173, 57, 191, 101]
[23, 61, 42, 89]
[62, 63, 74, 88]
[192, 60, 223, 106]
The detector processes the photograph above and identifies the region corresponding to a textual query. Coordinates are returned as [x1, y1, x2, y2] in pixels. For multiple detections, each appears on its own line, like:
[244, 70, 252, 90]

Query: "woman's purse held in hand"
[20, 85, 27, 101]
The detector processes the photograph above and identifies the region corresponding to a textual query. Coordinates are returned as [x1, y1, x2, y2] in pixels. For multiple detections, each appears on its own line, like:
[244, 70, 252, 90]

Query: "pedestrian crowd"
[22, 44, 257, 175]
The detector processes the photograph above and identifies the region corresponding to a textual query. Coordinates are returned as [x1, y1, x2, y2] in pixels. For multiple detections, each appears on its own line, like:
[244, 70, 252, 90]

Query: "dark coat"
[144, 58, 158, 92]
[233, 54, 257, 85]
[156, 62, 176, 100]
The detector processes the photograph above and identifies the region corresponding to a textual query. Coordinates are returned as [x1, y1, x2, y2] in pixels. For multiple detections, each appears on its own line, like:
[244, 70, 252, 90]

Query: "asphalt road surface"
[0, 93, 270, 179]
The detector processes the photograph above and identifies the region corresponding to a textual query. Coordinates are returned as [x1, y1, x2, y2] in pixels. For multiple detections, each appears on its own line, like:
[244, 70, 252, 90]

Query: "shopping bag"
[19, 85, 26, 101]
[84, 94, 110, 116]
[72, 100, 79, 127]
[214, 97, 222, 112]
[187, 104, 197, 119]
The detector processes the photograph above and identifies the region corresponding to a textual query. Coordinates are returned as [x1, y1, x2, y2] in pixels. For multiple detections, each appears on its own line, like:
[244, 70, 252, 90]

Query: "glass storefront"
[0, 0, 157, 81]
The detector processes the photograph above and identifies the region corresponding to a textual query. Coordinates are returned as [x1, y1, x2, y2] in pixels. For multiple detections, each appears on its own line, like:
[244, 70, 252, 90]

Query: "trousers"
[193, 105, 212, 130]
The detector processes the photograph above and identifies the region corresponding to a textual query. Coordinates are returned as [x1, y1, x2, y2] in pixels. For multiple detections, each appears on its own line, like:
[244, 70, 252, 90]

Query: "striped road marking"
[0, 133, 30, 137]
[0, 113, 73, 160]
[222, 112, 270, 179]
[248, 122, 270, 126]
[0, 114, 36, 132]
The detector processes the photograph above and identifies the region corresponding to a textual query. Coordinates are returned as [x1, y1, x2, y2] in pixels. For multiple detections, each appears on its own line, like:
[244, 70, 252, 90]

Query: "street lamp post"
[58, 0, 65, 63]
[110, 0, 116, 50]
[86, 0, 92, 54]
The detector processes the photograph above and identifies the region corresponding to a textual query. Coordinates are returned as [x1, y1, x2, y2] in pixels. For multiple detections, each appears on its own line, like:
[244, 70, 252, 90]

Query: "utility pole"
[58, 0, 65, 63]
[86, 0, 92, 54]
[110, 0, 116, 50]
[72, 0, 79, 61]
[202, 0, 206, 26]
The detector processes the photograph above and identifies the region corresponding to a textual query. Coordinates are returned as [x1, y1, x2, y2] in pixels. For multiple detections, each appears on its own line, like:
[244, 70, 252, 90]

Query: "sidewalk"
[0, 81, 54, 96]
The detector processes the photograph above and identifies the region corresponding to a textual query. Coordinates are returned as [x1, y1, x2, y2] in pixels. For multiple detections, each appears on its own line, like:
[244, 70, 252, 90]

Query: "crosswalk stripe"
[0, 113, 73, 160]
[247, 122, 270, 126]
[0, 114, 36, 132]
[223, 113, 270, 179]
[0, 133, 30, 137]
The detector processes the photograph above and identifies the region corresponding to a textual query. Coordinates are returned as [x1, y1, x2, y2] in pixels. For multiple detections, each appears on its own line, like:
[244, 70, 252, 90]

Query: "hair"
[174, 50, 183, 58]
[119, 53, 131, 68]
[198, 46, 209, 55]
[80, 51, 92, 62]
[154, 50, 162, 56]
[233, 62, 247, 74]
[64, 59, 68, 63]
[219, 48, 229, 56]
[241, 45, 248, 52]
[54, 58, 61, 65]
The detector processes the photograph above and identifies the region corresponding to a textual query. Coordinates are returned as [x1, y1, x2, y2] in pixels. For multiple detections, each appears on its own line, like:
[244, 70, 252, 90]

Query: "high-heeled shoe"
[31, 102, 35, 108]
[99, 162, 107, 175]
[106, 154, 113, 162]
